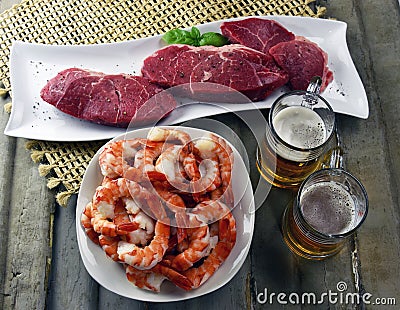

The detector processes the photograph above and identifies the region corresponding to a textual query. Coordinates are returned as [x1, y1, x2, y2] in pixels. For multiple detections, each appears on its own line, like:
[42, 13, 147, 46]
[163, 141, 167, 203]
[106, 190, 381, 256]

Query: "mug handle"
[302, 76, 322, 107]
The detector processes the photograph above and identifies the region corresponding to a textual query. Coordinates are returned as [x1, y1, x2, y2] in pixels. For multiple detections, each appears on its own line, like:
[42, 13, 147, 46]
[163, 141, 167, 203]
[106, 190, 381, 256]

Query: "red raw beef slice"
[40, 68, 102, 105]
[40, 70, 176, 127]
[220, 18, 295, 54]
[141, 44, 289, 101]
[269, 37, 333, 91]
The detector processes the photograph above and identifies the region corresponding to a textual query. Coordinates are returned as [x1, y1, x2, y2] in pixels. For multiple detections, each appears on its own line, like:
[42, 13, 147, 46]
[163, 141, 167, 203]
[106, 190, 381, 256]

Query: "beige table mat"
[0, 0, 325, 206]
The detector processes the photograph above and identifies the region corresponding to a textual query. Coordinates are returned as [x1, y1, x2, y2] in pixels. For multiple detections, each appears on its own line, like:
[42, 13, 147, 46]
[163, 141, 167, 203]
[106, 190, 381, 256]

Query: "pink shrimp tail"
[118, 222, 139, 233]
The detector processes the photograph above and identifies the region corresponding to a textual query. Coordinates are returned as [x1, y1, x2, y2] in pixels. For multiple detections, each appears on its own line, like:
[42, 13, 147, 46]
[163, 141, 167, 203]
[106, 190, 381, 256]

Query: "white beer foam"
[300, 181, 356, 235]
[273, 106, 326, 149]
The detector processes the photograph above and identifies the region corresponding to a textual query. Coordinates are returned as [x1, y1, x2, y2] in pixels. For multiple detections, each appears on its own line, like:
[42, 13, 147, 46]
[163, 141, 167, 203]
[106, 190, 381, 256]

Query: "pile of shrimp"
[81, 127, 237, 292]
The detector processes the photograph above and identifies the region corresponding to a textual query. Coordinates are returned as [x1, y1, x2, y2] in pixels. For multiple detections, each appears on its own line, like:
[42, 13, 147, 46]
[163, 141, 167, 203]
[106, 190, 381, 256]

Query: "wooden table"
[1, 0, 399, 308]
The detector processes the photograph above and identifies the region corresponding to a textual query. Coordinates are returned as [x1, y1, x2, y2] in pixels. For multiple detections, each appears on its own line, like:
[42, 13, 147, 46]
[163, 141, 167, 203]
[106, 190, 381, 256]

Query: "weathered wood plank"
[0, 3, 19, 308]
[1, 137, 53, 309]
[0, 96, 16, 308]
[1, 41, 54, 307]
[0, 2, 55, 304]
[250, 187, 358, 309]
[46, 195, 99, 309]
[321, 0, 400, 306]
[96, 257, 250, 309]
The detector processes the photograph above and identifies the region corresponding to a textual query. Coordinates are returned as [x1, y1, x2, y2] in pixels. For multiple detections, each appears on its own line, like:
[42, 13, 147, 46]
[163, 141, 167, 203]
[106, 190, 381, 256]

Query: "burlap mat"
[1, 0, 325, 206]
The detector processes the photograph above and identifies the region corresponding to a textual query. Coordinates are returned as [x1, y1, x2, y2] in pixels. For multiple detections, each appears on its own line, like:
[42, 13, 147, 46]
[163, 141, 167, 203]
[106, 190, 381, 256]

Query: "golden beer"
[282, 201, 345, 259]
[256, 102, 335, 188]
[256, 135, 324, 188]
[256, 77, 336, 188]
[281, 169, 368, 260]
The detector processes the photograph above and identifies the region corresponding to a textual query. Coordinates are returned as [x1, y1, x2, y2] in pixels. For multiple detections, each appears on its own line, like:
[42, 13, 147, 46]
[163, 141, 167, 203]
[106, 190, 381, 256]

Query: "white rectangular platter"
[4, 15, 368, 141]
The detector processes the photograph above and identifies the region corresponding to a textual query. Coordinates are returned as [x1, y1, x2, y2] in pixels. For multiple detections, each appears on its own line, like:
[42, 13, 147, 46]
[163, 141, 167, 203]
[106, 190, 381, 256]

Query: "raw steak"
[220, 18, 295, 54]
[141, 44, 289, 101]
[269, 37, 334, 91]
[40, 69, 176, 127]
[40, 68, 101, 105]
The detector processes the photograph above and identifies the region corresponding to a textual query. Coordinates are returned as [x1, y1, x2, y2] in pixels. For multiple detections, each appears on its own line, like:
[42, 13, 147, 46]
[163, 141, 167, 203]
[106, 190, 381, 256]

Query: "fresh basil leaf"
[162, 29, 190, 44]
[190, 26, 201, 40]
[162, 27, 228, 47]
[199, 32, 229, 47]
[181, 37, 197, 45]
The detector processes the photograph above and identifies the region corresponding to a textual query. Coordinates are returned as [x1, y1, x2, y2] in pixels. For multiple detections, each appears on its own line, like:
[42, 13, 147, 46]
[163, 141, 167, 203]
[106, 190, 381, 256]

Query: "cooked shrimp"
[81, 202, 100, 245]
[125, 263, 192, 292]
[181, 151, 200, 180]
[98, 139, 143, 179]
[206, 222, 220, 256]
[113, 197, 155, 246]
[200, 158, 221, 192]
[126, 180, 169, 222]
[192, 139, 222, 193]
[209, 133, 233, 182]
[86, 128, 239, 292]
[170, 225, 210, 271]
[147, 127, 191, 145]
[99, 235, 121, 262]
[184, 241, 231, 289]
[133, 141, 172, 173]
[194, 135, 234, 207]
[154, 263, 192, 291]
[168, 200, 233, 271]
[97, 199, 158, 263]
[154, 185, 187, 214]
[210, 187, 224, 200]
[154, 145, 191, 191]
[210, 186, 233, 207]
[179, 148, 208, 202]
[153, 183, 188, 243]
[113, 198, 132, 224]
[117, 220, 170, 270]
[118, 177, 169, 222]
[125, 209, 156, 246]
[91, 179, 137, 236]
[100, 176, 113, 186]
[125, 264, 167, 292]
[91, 178, 167, 236]
[218, 210, 237, 245]
[167, 227, 190, 254]
[195, 157, 222, 193]
[190, 200, 232, 226]
[96, 200, 136, 262]
[209, 134, 235, 207]
[183, 210, 236, 289]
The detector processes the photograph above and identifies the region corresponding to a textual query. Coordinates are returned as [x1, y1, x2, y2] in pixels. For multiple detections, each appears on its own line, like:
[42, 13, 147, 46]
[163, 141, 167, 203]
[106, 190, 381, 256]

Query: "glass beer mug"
[256, 77, 336, 188]
[281, 168, 368, 260]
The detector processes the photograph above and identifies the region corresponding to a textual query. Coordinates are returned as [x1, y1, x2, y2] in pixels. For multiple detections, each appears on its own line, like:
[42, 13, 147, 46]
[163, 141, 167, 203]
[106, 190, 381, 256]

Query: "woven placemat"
[1, 0, 325, 206]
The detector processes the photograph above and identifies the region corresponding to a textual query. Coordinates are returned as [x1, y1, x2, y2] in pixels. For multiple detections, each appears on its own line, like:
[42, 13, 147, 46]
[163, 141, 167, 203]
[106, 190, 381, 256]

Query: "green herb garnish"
[162, 27, 229, 47]
[198, 32, 228, 47]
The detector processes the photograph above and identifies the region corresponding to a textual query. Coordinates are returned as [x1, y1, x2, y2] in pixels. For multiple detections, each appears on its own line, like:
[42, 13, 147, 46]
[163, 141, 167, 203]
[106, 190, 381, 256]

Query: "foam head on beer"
[300, 181, 356, 235]
[272, 106, 327, 149]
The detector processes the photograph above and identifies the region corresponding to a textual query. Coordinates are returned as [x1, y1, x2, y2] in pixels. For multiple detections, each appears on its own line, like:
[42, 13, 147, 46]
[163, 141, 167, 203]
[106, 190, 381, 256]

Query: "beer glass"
[256, 77, 336, 188]
[281, 168, 368, 260]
